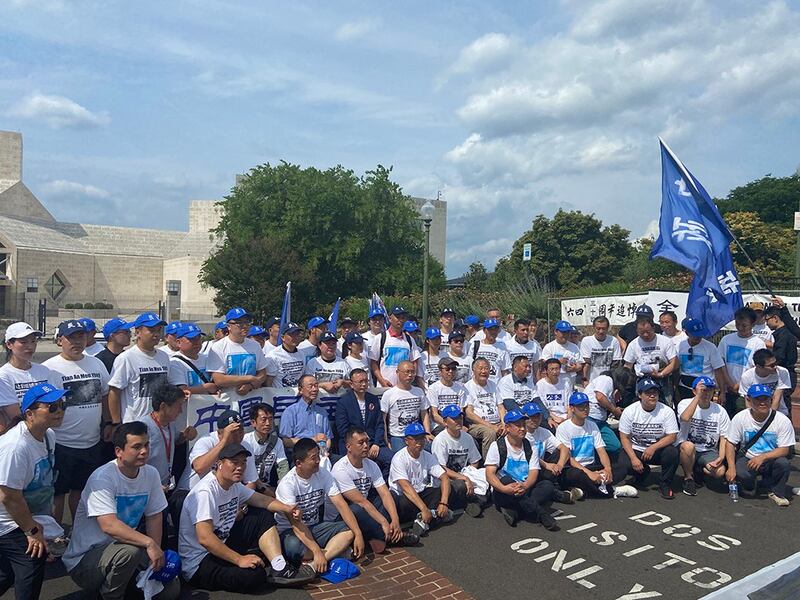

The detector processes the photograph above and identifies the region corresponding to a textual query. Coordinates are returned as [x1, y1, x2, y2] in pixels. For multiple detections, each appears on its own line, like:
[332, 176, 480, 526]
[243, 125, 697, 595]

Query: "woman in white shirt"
[419, 328, 444, 387]
[342, 332, 370, 372]
[0, 323, 50, 435]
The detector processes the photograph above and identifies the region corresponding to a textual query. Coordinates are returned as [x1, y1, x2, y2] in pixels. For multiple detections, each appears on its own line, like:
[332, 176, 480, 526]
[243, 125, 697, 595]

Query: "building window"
[45, 272, 66, 301]
[166, 281, 180, 296]
[26, 277, 38, 292]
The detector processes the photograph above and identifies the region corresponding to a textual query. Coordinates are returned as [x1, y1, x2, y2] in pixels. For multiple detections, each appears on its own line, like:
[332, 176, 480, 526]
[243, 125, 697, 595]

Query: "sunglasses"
[37, 399, 67, 412]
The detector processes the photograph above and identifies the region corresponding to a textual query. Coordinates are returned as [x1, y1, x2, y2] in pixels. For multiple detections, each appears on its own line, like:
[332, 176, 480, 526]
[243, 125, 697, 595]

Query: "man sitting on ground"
[522, 402, 567, 482]
[243, 403, 289, 491]
[536, 358, 572, 430]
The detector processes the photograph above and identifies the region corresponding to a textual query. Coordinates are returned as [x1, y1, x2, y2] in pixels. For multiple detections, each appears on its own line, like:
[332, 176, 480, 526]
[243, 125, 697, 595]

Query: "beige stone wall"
[0, 132, 22, 181]
[188, 200, 222, 234]
[163, 255, 218, 319]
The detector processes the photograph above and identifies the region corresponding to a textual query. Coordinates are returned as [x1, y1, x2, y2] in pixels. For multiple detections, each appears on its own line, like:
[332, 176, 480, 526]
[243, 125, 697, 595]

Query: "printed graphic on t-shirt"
[63, 379, 101, 407]
[294, 489, 325, 525]
[187, 369, 209, 387]
[445, 448, 469, 472]
[680, 353, 705, 374]
[116, 494, 149, 528]
[590, 349, 614, 371]
[384, 347, 409, 367]
[138, 372, 168, 398]
[502, 457, 528, 483]
[571, 435, 595, 463]
[687, 419, 719, 448]
[214, 497, 239, 541]
[13, 379, 48, 400]
[352, 476, 373, 497]
[726, 345, 751, 367]
[745, 430, 777, 454]
[396, 397, 422, 429]
[227, 353, 256, 376]
[22, 456, 54, 515]
[543, 393, 563, 410]
[279, 361, 304, 387]
[533, 441, 545, 459]
[435, 392, 461, 409]
[511, 388, 533, 406]
[629, 423, 665, 448]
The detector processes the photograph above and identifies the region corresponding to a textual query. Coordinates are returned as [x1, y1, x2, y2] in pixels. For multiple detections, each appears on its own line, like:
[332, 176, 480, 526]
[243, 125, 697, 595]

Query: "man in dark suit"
[335, 368, 394, 474]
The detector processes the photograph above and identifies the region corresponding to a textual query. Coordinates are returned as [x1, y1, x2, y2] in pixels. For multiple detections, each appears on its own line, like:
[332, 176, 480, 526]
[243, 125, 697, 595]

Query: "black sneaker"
[464, 501, 483, 517]
[539, 512, 560, 531]
[500, 507, 518, 527]
[398, 531, 420, 547]
[682, 479, 697, 496]
[266, 563, 316, 587]
[553, 489, 574, 504]
[659, 484, 675, 500]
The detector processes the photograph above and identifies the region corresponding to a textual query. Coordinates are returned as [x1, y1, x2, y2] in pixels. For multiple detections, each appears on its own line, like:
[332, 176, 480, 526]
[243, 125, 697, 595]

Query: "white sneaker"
[792, 486, 800, 496]
[613, 485, 639, 499]
[768, 492, 790, 507]
[569, 487, 585, 501]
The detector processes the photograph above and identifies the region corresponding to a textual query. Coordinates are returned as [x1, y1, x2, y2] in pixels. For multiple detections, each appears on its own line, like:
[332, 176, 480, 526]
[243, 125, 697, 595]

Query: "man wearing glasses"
[675, 318, 727, 402]
[738, 349, 792, 416]
[207, 307, 268, 403]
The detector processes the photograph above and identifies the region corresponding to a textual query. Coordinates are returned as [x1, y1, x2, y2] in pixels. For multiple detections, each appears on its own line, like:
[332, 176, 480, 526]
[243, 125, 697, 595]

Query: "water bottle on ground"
[598, 473, 608, 496]
[729, 483, 739, 502]
[318, 441, 328, 458]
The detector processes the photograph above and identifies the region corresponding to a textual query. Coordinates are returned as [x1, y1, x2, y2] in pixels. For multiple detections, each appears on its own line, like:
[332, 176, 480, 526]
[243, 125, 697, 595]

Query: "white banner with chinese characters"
[561, 291, 800, 329]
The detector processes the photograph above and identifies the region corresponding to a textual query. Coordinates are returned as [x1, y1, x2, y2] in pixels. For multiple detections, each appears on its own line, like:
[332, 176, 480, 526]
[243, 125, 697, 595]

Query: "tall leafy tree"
[717, 174, 800, 226]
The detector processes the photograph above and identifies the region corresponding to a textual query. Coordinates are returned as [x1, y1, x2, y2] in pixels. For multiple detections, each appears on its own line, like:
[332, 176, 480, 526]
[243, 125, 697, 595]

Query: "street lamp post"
[420, 201, 435, 330]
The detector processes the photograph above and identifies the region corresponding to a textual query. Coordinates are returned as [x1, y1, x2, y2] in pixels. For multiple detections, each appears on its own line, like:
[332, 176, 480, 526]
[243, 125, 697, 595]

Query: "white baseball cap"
[4, 322, 43, 342]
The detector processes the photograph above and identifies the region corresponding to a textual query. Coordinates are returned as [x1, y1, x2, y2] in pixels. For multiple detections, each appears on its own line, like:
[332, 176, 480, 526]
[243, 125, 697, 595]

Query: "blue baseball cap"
[133, 312, 167, 328]
[390, 305, 408, 316]
[247, 325, 266, 337]
[464, 315, 480, 327]
[483, 318, 500, 329]
[441, 307, 456, 316]
[150, 549, 181, 583]
[403, 422, 426, 437]
[102, 318, 134, 339]
[214, 320, 229, 331]
[345, 332, 364, 344]
[522, 402, 542, 417]
[319, 331, 338, 343]
[692, 376, 716, 389]
[636, 304, 654, 316]
[682, 318, 705, 336]
[368, 307, 386, 319]
[21, 383, 69, 413]
[177, 323, 203, 339]
[747, 384, 772, 398]
[225, 307, 251, 322]
[265, 317, 280, 329]
[503, 410, 527, 424]
[403, 321, 420, 333]
[554, 320, 572, 332]
[425, 327, 442, 339]
[78, 317, 97, 332]
[636, 377, 661, 393]
[282, 321, 302, 334]
[569, 391, 590, 406]
[57, 319, 86, 337]
[307, 316, 327, 329]
[440, 404, 463, 419]
[164, 321, 182, 336]
[321, 558, 360, 584]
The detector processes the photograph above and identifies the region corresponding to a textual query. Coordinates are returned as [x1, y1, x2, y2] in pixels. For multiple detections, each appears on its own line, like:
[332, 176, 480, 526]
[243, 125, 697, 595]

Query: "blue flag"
[650, 139, 743, 335]
[327, 298, 341, 333]
[370, 292, 388, 330]
[279, 281, 291, 334]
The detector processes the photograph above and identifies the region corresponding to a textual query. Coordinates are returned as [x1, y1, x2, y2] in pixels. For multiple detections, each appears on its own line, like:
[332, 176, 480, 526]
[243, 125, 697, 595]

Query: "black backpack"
[377, 331, 415, 363]
[496, 436, 533, 471]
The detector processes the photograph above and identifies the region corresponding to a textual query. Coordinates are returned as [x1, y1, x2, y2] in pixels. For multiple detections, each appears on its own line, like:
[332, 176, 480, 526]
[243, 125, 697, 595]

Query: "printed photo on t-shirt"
[725, 345, 751, 366]
[139, 372, 168, 397]
[227, 353, 256, 376]
[63, 379, 101, 407]
[116, 494, 149, 528]
[384, 347, 410, 366]
[22, 456, 54, 515]
[571, 436, 595, 463]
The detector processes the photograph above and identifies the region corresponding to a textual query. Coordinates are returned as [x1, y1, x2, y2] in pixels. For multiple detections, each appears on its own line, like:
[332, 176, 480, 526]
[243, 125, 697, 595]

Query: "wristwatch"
[23, 526, 39, 536]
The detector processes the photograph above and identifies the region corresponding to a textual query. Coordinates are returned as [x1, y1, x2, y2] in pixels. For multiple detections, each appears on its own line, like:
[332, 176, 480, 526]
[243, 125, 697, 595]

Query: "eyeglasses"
[441, 366, 457, 371]
[229, 320, 252, 327]
[38, 399, 66, 413]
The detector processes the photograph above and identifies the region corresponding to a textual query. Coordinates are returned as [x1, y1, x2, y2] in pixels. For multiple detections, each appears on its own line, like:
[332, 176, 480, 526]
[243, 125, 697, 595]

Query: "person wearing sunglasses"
[0, 383, 67, 600]
[675, 318, 726, 402]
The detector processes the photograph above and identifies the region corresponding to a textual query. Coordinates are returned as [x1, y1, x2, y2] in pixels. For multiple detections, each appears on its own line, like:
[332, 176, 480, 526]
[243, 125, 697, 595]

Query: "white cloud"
[335, 17, 381, 42]
[41, 179, 110, 199]
[449, 33, 518, 75]
[8, 93, 110, 129]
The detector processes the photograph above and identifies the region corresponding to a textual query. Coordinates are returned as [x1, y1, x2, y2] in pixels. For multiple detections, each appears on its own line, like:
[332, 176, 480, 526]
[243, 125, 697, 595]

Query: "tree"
[493, 210, 632, 290]
[724, 211, 794, 277]
[621, 237, 688, 285]
[717, 174, 800, 227]
[201, 162, 445, 319]
[463, 261, 490, 291]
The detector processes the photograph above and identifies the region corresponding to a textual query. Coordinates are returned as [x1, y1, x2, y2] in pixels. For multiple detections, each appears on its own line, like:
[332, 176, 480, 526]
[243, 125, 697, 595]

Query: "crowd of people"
[0, 299, 797, 599]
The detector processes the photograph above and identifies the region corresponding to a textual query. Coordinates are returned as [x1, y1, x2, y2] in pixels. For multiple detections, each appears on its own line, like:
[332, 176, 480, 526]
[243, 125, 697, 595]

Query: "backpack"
[377, 331, 415, 364]
[496, 435, 533, 471]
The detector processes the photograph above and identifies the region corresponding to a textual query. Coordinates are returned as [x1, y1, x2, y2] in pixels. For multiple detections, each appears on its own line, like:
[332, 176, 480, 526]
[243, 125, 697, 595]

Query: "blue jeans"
[0, 528, 45, 600]
[280, 520, 350, 565]
[589, 417, 621, 455]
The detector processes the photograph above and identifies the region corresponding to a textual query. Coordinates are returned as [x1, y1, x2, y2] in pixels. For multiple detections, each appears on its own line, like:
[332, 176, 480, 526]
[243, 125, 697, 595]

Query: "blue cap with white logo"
[682, 318, 706, 336]
[102, 318, 134, 339]
[321, 558, 360, 584]
[247, 325, 266, 337]
[636, 377, 661, 393]
[307, 316, 327, 329]
[440, 404, 463, 419]
[78, 317, 97, 332]
[554, 320, 572, 332]
[483, 318, 500, 329]
[150, 549, 181, 583]
[133, 312, 167, 328]
[692, 376, 716, 389]
[522, 402, 542, 417]
[403, 422, 426, 437]
[569, 391, 590, 406]
[21, 383, 69, 413]
[368, 307, 386, 319]
[403, 321, 419, 333]
[503, 410, 527, 424]
[177, 323, 203, 339]
[165, 321, 182, 336]
[225, 307, 250, 322]
[425, 327, 442, 339]
[57, 319, 86, 337]
[747, 384, 772, 398]
[319, 331, 338, 343]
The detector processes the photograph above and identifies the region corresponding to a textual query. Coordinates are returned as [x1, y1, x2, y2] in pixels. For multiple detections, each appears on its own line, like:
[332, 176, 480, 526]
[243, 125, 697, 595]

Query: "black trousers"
[392, 487, 441, 523]
[0, 528, 46, 600]
[560, 455, 629, 498]
[618, 445, 679, 487]
[735, 456, 791, 496]
[187, 508, 276, 593]
[492, 476, 554, 519]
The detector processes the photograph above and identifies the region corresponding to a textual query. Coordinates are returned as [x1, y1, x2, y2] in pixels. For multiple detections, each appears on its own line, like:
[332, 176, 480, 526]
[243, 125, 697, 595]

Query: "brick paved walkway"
[308, 548, 475, 600]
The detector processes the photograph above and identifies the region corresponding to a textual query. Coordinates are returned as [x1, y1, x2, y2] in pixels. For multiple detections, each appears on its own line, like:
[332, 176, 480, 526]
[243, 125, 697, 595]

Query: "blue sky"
[2, 0, 800, 278]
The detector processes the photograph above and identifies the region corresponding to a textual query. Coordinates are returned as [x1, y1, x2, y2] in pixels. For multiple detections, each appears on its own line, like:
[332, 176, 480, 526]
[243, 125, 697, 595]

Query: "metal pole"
[422, 221, 431, 329]
[795, 199, 800, 279]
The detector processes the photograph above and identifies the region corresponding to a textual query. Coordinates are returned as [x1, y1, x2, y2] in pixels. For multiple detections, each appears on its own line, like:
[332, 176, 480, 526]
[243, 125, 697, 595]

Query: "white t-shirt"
[717, 333, 766, 386]
[485, 438, 539, 483]
[143, 414, 179, 486]
[676, 399, 731, 453]
[0, 422, 56, 536]
[426, 380, 468, 412]
[368, 331, 421, 386]
[0, 362, 52, 408]
[469, 340, 511, 385]
[726, 409, 795, 459]
[585, 374, 614, 422]
[504, 337, 542, 364]
[207, 337, 268, 403]
[496, 374, 539, 409]
[62, 461, 166, 572]
[738, 366, 792, 416]
[472, 328, 511, 344]
[263, 340, 280, 356]
[380, 386, 429, 437]
[541, 340, 583, 386]
[178, 471, 255, 578]
[344, 355, 370, 373]
[265, 346, 308, 388]
[242, 431, 288, 482]
[275, 467, 341, 531]
[329, 456, 385, 519]
[43, 354, 110, 449]
[168, 352, 211, 388]
[464, 379, 501, 424]
[304, 356, 351, 392]
[618, 402, 679, 452]
[526, 427, 561, 461]
[556, 419, 605, 466]
[536, 375, 573, 418]
[388, 448, 445, 494]
[431, 429, 480, 473]
[580, 336, 622, 382]
[84, 342, 105, 357]
[676, 339, 724, 379]
[751, 323, 774, 345]
[108, 346, 170, 423]
[178, 432, 258, 491]
[623, 334, 678, 376]
[419, 351, 445, 387]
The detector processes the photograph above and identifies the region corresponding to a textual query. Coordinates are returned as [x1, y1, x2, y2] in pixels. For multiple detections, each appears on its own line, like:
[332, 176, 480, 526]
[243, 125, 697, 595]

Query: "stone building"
[0, 131, 447, 325]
